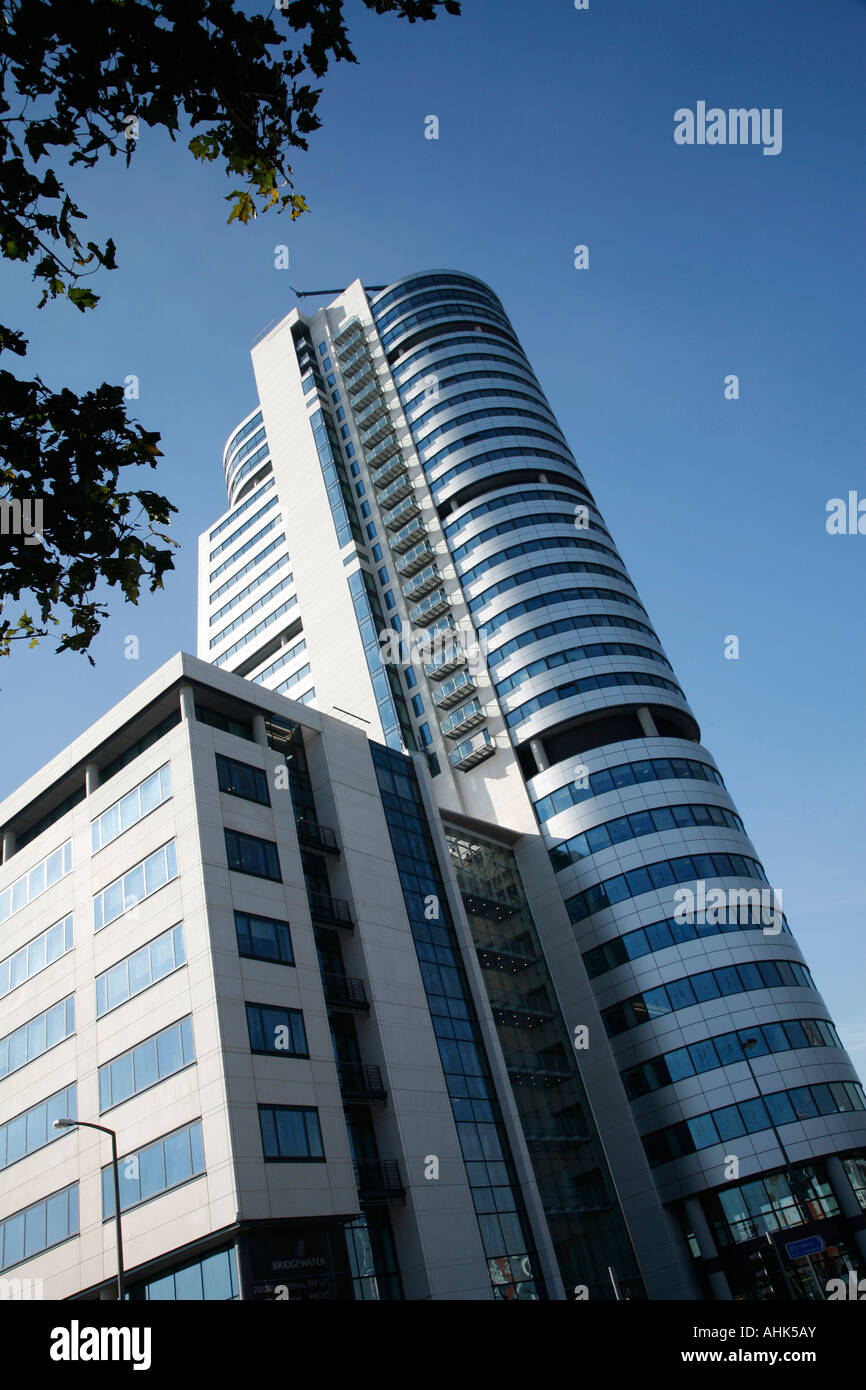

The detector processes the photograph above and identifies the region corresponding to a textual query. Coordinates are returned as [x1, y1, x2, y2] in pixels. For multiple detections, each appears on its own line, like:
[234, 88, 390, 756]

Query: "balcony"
[377, 474, 414, 510]
[353, 1160, 406, 1205]
[337, 1062, 387, 1103]
[351, 378, 380, 413]
[389, 515, 427, 552]
[474, 932, 537, 972]
[540, 1187, 614, 1217]
[295, 818, 339, 855]
[307, 890, 353, 930]
[505, 1049, 570, 1086]
[356, 396, 387, 432]
[433, 669, 476, 708]
[321, 972, 369, 1013]
[334, 317, 364, 351]
[486, 988, 554, 1028]
[522, 1116, 592, 1146]
[365, 433, 401, 467]
[384, 495, 422, 531]
[359, 415, 393, 450]
[396, 539, 434, 577]
[346, 360, 376, 394]
[401, 563, 441, 601]
[370, 452, 406, 489]
[425, 642, 466, 679]
[448, 729, 495, 771]
[339, 346, 369, 379]
[409, 587, 450, 626]
[441, 698, 485, 740]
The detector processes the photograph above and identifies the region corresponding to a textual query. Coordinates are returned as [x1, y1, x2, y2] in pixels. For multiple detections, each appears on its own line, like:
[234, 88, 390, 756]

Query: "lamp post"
[54, 1118, 125, 1302]
[740, 1038, 819, 1300]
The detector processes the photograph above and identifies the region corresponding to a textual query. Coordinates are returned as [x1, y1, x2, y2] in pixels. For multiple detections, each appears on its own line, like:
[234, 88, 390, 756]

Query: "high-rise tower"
[197, 271, 866, 1299]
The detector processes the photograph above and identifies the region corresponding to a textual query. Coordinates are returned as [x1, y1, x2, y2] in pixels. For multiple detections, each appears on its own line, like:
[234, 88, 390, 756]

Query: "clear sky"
[1, 0, 863, 1062]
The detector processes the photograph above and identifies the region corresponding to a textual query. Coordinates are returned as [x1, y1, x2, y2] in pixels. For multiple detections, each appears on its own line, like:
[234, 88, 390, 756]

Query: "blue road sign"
[785, 1235, 826, 1259]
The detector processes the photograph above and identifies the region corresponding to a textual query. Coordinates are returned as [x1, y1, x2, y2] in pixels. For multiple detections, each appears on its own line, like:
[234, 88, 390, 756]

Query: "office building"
[192, 270, 866, 1299]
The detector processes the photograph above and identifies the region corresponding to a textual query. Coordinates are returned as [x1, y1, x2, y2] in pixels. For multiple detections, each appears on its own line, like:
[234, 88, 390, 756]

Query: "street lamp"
[54, 1118, 125, 1301]
[740, 1037, 819, 1300]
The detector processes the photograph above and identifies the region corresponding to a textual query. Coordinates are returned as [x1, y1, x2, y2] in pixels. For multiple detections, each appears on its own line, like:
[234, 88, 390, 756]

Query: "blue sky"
[2, 0, 863, 1061]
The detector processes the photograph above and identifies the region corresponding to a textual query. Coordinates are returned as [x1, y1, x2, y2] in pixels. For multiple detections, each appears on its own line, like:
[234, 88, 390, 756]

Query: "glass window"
[667, 978, 696, 1011]
[259, 1105, 324, 1160]
[739, 1098, 769, 1133]
[687, 1113, 719, 1150]
[665, 1048, 695, 1082]
[0, 1185, 77, 1271]
[765, 1091, 796, 1126]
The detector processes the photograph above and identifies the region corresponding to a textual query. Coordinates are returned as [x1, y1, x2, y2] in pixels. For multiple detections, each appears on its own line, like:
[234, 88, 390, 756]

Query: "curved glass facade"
[367, 272, 866, 1288]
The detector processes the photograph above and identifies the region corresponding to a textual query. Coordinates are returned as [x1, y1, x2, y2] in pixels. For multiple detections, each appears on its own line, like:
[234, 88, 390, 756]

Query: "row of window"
[208, 517, 282, 583]
[0, 913, 73, 1000]
[551, 800, 744, 872]
[133, 1245, 239, 1301]
[209, 553, 289, 625]
[220, 411, 263, 477]
[274, 664, 313, 697]
[453, 514, 616, 576]
[643, 1080, 866, 1168]
[93, 840, 178, 931]
[418, 405, 564, 459]
[209, 532, 284, 606]
[394, 332, 525, 395]
[209, 493, 276, 562]
[707, 1164, 842, 1248]
[443, 484, 605, 544]
[377, 271, 500, 318]
[209, 574, 294, 650]
[208, 475, 273, 546]
[97, 922, 186, 1017]
[566, 850, 770, 924]
[508, 669, 683, 732]
[91, 764, 171, 852]
[0, 995, 74, 1080]
[380, 299, 510, 351]
[583, 907, 790, 981]
[404, 363, 545, 412]
[487, 609, 657, 665]
[409, 385, 557, 437]
[250, 635, 307, 686]
[623, 1016, 843, 1100]
[375, 280, 499, 331]
[602, 958, 815, 1038]
[226, 444, 270, 499]
[430, 443, 582, 500]
[0, 1183, 78, 1274]
[222, 426, 267, 487]
[213, 593, 298, 666]
[535, 754, 722, 825]
[99, 1017, 195, 1111]
[460, 534, 625, 591]
[103, 1119, 205, 1217]
[0, 1083, 76, 1172]
[483, 590, 656, 642]
[471, 566, 643, 621]
[0, 840, 72, 925]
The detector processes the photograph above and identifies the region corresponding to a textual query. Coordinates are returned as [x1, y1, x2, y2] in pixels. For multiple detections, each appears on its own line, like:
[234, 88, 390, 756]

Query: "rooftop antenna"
[289, 284, 386, 299]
